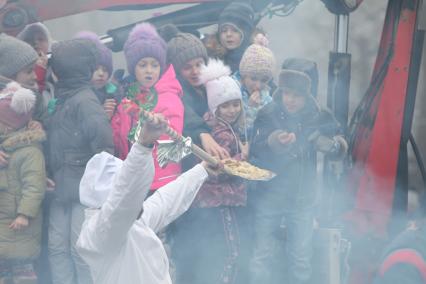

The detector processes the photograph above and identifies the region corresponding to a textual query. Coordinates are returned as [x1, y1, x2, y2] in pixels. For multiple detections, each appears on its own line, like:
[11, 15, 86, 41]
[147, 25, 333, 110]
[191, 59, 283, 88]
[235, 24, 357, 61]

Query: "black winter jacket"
[47, 86, 114, 203]
[250, 97, 341, 212]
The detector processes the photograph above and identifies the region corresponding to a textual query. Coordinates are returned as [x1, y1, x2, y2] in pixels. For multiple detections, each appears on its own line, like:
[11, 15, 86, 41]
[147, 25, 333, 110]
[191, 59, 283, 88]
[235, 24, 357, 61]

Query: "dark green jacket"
[0, 129, 46, 260]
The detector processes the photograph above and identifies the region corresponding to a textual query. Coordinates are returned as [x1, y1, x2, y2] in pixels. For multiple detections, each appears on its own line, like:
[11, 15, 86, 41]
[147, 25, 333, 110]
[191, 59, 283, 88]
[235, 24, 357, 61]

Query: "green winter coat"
[0, 128, 46, 260]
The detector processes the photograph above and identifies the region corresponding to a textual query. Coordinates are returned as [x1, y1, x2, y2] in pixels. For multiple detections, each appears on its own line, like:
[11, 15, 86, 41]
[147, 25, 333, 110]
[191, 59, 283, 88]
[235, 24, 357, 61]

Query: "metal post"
[334, 14, 349, 53]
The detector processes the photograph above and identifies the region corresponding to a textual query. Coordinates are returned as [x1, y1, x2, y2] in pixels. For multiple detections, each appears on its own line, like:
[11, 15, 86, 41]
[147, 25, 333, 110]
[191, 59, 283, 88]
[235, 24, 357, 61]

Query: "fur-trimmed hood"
[0, 128, 46, 152]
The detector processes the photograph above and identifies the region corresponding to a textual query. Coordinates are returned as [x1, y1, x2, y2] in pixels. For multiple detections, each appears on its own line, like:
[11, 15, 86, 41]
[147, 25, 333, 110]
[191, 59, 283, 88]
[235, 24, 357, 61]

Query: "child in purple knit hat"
[74, 31, 119, 120]
[112, 23, 184, 191]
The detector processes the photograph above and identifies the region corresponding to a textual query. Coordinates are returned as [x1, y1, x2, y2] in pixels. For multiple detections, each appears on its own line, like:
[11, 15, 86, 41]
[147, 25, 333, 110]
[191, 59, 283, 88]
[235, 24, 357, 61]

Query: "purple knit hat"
[74, 31, 113, 77]
[124, 23, 167, 76]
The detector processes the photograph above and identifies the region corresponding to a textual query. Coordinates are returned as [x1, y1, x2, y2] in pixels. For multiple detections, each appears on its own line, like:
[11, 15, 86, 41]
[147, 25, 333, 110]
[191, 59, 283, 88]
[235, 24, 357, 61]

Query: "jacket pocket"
[55, 152, 92, 203]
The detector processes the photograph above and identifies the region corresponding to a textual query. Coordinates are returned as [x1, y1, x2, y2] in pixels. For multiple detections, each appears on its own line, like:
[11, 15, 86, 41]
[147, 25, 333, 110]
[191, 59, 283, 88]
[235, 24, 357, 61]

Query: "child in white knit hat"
[173, 59, 249, 284]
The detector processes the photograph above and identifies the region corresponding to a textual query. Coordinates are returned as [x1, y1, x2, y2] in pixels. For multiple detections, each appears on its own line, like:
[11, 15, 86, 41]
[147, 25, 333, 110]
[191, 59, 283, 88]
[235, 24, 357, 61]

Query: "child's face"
[91, 65, 110, 90]
[242, 75, 270, 95]
[32, 31, 49, 55]
[216, 99, 242, 124]
[281, 89, 307, 114]
[134, 57, 161, 89]
[219, 24, 243, 50]
[14, 63, 37, 90]
[179, 57, 205, 87]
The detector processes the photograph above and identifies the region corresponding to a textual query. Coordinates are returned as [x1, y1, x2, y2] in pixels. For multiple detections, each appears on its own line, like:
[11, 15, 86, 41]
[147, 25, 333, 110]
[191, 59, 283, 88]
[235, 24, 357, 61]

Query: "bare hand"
[248, 91, 261, 107]
[0, 151, 9, 168]
[103, 99, 117, 119]
[28, 120, 43, 131]
[36, 51, 49, 69]
[9, 215, 29, 230]
[201, 160, 223, 177]
[240, 141, 249, 160]
[278, 132, 296, 145]
[200, 133, 230, 160]
[137, 112, 168, 147]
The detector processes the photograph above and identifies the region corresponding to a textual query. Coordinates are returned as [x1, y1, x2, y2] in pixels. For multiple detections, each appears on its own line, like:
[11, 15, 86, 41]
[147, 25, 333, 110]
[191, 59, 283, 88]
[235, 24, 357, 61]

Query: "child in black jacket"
[249, 59, 347, 284]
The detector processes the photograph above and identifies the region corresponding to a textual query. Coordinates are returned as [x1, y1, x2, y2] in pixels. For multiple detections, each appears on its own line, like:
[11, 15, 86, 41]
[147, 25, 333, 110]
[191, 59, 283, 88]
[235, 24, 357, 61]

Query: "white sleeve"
[77, 143, 155, 256]
[141, 164, 208, 233]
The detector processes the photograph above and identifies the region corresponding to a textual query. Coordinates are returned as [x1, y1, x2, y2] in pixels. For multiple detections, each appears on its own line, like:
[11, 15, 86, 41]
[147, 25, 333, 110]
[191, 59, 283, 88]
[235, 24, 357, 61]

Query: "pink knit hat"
[123, 23, 167, 76]
[0, 82, 35, 130]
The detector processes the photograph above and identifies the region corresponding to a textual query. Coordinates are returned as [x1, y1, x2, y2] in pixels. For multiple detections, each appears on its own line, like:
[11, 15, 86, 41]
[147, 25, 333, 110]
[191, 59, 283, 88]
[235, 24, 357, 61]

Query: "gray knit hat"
[161, 24, 208, 71]
[0, 33, 38, 78]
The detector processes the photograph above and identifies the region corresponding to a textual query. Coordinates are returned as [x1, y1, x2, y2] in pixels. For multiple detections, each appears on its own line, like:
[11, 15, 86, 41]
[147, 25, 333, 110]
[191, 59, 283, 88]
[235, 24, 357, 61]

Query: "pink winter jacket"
[111, 65, 184, 190]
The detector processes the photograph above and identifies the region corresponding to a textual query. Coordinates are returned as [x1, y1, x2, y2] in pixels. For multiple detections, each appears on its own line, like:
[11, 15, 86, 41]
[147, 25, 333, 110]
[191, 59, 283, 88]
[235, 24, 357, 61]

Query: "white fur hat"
[199, 58, 242, 115]
[79, 152, 123, 208]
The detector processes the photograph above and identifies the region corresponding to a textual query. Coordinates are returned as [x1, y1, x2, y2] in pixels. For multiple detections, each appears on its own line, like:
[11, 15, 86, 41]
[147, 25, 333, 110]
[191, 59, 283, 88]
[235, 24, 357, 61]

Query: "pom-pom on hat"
[124, 23, 167, 76]
[74, 31, 113, 77]
[160, 24, 208, 72]
[239, 33, 275, 81]
[0, 82, 36, 130]
[199, 59, 242, 115]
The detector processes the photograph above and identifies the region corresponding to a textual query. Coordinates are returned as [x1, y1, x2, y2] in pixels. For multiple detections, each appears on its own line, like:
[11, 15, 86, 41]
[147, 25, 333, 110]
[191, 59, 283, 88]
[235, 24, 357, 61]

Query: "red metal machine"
[1, 0, 424, 283]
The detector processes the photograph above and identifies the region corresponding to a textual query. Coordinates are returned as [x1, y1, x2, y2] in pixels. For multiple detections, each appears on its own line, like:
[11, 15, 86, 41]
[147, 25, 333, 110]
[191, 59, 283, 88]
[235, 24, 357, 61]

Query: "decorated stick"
[139, 108, 220, 167]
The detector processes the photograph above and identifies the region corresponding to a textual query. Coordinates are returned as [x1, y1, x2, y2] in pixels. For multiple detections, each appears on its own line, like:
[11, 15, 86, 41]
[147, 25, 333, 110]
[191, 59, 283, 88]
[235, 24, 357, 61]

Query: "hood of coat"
[0, 128, 46, 152]
[51, 39, 99, 91]
[154, 64, 183, 98]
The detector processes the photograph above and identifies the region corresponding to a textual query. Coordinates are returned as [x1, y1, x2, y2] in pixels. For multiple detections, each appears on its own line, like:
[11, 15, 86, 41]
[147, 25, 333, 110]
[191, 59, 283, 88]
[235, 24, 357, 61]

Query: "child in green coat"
[0, 82, 46, 284]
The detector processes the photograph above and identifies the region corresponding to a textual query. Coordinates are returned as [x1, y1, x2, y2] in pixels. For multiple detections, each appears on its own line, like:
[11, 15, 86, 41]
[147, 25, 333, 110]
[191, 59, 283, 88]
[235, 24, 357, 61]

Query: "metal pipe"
[334, 14, 349, 53]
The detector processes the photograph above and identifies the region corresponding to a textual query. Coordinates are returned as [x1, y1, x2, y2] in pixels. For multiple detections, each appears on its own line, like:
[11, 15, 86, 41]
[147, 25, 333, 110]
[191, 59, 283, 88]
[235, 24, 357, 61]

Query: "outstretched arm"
[77, 113, 168, 256]
[141, 163, 208, 233]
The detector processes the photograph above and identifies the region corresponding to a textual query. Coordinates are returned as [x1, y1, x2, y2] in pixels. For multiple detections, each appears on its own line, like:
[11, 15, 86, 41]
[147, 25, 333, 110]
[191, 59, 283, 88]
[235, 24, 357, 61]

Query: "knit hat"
[239, 34, 275, 80]
[17, 22, 52, 51]
[124, 23, 167, 76]
[74, 31, 113, 77]
[80, 151, 123, 208]
[218, 2, 255, 44]
[0, 34, 38, 78]
[161, 24, 208, 72]
[0, 82, 36, 130]
[51, 38, 100, 82]
[199, 59, 242, 115]
[275, 69, 312, 98]
[282, 57, 319, 97]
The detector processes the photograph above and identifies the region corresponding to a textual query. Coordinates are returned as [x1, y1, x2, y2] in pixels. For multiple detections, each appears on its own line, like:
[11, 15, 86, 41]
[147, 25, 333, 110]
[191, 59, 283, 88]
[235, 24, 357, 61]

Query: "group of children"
[0, 1, 348, 284]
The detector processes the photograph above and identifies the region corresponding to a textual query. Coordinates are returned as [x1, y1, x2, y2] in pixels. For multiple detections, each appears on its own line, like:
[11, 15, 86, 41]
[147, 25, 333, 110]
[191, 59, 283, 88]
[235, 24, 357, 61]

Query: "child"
[112, 23, 184, 191]
[17, 23, 52, 93]
[0, 34, 43, 169]
[47, 38, 114, 284]
[161, 24, 230, 167]
[249, 59, 348, 284]
[173, 59, 248, 284]
[74, 31, 120, 119]
[234, 33, 275, 140]
[216, 2, 255, 73]
[0, 82, 46, 284]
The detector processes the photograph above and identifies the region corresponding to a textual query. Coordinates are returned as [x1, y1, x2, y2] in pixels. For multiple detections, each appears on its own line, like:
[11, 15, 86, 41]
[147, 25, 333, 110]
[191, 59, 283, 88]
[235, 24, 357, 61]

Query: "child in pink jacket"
[111, 23, 184, 190]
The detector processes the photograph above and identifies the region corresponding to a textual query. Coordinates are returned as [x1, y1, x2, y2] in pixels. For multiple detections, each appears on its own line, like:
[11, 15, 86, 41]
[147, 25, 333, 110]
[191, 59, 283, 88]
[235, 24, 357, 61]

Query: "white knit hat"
[199, 59, 242, 115]
[79, 152, 123, 208]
